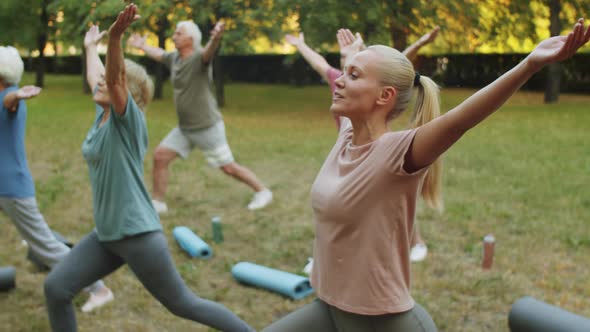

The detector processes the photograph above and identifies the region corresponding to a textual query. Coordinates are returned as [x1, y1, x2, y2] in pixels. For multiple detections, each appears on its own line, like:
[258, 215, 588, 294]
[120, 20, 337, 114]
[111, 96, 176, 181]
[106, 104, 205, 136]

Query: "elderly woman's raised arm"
[84, 25, 106, 90]
[106, 4, 140, 115]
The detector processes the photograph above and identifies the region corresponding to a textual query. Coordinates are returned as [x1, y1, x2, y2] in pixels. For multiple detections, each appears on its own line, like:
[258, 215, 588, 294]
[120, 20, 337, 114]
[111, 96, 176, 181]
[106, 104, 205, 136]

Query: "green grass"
[1, 74, 589, 331]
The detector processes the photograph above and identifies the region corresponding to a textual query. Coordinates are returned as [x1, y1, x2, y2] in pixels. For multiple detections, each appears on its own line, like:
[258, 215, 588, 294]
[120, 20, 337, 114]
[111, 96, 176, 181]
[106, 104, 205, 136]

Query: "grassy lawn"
[0, 74, 589, 331]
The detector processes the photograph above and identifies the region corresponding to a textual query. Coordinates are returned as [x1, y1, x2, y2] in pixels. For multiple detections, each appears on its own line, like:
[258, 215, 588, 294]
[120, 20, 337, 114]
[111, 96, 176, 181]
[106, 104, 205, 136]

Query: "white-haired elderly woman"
[0, 46, 114, 312]
[129, 18, 273, 214]
[43, 4, 255, 332]
[262, 19, 590, 332]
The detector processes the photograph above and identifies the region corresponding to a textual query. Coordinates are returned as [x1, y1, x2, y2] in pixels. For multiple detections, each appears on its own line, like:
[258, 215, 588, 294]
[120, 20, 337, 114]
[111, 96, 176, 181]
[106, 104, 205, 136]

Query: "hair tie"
[413, 72, 421, 87]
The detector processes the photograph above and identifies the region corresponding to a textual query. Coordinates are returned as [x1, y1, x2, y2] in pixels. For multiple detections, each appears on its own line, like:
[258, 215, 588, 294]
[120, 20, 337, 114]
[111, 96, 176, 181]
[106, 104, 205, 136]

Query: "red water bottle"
[482, 234, 495, 270]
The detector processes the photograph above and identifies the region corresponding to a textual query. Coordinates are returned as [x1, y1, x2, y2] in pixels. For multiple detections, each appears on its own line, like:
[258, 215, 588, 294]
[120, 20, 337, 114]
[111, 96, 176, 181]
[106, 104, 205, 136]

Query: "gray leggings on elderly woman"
[44, 230, 255, 332]
[262, 299, 437, 332]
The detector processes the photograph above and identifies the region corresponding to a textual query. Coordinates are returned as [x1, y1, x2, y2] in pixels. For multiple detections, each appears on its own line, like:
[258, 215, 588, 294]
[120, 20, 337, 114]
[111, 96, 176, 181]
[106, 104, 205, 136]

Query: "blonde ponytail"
[368, 45, 444, 211]
[411, 75, 443, 212]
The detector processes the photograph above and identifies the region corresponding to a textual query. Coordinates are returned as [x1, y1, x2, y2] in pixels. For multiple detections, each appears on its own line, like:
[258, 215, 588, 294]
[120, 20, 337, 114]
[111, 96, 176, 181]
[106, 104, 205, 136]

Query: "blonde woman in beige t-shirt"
[287, 28, 441, 265]
[263, 20, 590, 332]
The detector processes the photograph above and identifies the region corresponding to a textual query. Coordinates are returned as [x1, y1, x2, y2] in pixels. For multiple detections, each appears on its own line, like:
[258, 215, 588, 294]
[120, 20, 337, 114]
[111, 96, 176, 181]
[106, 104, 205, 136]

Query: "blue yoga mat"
[172, 226, 213, 259]
[509, 296, 590, 332]
[231, 262, 314, 300]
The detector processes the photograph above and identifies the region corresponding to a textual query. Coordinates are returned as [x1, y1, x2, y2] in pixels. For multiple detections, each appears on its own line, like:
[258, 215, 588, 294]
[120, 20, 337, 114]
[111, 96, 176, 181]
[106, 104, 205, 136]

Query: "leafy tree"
[293, 0, 480, 52]
[539, 0, 590, 103]
[52, 0, 95, 93]
[477, 0, 590, 103]
[0, 0, 57, 87]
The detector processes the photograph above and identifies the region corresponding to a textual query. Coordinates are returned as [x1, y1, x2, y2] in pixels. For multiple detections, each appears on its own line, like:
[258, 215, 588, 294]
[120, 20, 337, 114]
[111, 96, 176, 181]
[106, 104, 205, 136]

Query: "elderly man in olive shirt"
[129, 21, 272, 214]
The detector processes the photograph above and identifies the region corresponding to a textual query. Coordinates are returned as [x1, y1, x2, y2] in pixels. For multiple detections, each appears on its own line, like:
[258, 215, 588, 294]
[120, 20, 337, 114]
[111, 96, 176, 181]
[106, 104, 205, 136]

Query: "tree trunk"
[213, 55, 225, 107]
[81, 47, 90, 94]
[35, 0, 49, 88]
[389, 2, 412, 52]
[544, 0, 562, 103]
[153, 15, 169, 100]
[35, 40, 46, 88]
[205, 18, 225, 107]
[389, 21, 408, 52]
[81, 27, 90, 94]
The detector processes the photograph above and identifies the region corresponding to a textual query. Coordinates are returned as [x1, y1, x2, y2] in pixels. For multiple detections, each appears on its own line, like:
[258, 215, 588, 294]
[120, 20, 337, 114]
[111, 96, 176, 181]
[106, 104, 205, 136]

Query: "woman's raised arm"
[406, 19, 590, 172]
[106, 3, 140, 115]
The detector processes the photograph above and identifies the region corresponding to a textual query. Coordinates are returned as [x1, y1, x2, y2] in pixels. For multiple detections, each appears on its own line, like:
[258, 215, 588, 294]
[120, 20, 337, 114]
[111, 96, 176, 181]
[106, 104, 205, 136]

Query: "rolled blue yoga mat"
[172, 226, 213, 259]
[0, 266, 16, 291]
[509, 296, 590, 332]
[231, 262, 314, 300]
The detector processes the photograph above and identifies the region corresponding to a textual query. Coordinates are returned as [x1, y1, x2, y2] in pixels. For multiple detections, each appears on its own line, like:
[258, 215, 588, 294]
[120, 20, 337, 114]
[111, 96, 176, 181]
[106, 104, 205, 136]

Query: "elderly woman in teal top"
[43, 4, 255, 332]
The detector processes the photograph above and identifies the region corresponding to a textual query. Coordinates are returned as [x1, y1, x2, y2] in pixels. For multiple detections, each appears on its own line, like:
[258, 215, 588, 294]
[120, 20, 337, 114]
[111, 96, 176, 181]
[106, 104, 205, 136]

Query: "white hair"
[177, 21, 202, 50]
[0, 46, 24, 86]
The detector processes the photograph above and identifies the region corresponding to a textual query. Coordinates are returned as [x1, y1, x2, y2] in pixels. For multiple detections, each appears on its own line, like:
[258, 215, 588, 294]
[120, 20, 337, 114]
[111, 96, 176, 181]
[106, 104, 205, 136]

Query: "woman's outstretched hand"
[338, 29, 365, 62]
[109, 3, 140, 38]
[527, 18, 590, 70]
[285, 33, 305, 47]
[128, 33, 146, 49]
[84, 25, 107, 49]
[16, 86, 42, 100]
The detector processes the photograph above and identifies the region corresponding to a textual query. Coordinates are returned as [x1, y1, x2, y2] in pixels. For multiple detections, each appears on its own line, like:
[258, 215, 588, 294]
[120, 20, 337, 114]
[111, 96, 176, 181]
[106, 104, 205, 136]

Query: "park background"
[1, 0, 590, 331]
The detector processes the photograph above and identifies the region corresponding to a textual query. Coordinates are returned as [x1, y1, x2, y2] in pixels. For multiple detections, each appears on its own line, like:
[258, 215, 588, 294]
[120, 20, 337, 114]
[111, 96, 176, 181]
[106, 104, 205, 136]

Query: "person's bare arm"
[286, 33, 332, 82]
[405, 20, 590, 172]
[402, 26, 440, 65]
[3, 86, 42, 112]
[106, 4, 140, 115]
[84, 25, 107, 90]
[128, 33, 165, 62]
[202, 21, 224, 65]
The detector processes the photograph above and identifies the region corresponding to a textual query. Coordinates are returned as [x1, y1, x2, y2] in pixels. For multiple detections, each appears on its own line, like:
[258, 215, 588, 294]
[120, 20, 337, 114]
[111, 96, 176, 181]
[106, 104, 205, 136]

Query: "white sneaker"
[302, 257, 313, 275]
[410, 243, 428, 262]
[81, 288, 114, 313]
[247, 189, 273, 210]
[152, 199, 168, 214]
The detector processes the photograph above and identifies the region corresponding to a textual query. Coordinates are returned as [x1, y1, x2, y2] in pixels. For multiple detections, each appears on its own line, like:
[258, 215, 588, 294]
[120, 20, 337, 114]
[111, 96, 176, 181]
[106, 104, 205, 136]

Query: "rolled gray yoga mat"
[0, 266, 16, 291]
[508, 296, 590, 332]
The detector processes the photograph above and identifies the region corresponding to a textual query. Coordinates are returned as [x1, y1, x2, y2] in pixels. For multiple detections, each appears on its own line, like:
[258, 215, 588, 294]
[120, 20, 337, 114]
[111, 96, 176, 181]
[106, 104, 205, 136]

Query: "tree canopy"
[1, 0, 589, 99]
[2, 0, 589, 56]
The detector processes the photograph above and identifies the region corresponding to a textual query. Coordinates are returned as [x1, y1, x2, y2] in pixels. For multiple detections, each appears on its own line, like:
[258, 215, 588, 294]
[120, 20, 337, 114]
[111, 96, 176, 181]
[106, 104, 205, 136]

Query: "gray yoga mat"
[508, 296, 590, 332]
[0, 266, 16, 291]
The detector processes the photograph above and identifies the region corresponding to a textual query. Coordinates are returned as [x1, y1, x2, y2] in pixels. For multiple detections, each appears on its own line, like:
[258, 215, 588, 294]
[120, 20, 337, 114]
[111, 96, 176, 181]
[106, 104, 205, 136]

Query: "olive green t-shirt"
[162, 50, 222, 130]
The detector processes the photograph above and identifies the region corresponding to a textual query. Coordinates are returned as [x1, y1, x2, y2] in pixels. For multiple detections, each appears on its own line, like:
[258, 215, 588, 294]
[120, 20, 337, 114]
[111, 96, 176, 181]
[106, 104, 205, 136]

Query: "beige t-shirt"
[310, 118, 428, 315]
[162, 50, 222, 130]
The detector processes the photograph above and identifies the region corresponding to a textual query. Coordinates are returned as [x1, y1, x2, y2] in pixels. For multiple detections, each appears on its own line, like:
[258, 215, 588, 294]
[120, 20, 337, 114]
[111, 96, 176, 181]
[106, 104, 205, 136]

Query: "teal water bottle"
[212, 216, 224, 243]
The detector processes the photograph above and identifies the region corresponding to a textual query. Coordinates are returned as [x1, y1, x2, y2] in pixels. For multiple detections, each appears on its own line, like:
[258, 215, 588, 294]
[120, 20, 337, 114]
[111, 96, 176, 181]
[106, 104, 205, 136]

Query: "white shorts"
[159, 121, 235, 167]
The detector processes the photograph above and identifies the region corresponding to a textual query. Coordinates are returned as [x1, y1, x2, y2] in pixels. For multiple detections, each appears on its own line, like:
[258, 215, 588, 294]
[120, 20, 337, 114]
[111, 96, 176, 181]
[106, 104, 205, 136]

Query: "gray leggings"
[262, 299, 437, 332]
[0, 197, 104, 293]
[44, 230, 255, 332]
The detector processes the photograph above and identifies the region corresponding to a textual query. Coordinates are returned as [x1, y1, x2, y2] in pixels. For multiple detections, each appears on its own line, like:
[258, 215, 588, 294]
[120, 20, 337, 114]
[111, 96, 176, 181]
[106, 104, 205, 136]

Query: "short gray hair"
[177, 21, 202, 50]
[0, 46, 24, 86]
